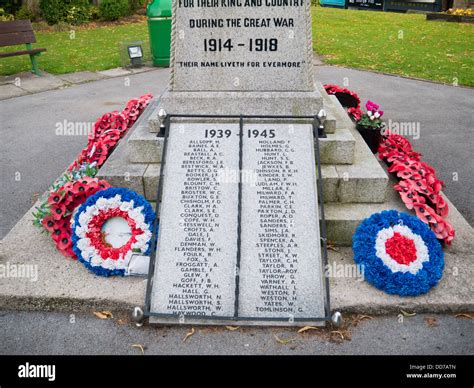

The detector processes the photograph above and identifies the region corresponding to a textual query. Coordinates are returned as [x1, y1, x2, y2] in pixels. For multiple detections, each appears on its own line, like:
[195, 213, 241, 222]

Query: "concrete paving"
[0, 66, 156, 101]
[57, 71, 106, 84]
[0, 310, 472, 355]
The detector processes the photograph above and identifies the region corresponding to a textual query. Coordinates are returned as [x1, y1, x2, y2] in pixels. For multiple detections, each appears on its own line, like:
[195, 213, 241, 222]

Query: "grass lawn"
[313, 7, 474, 87]
[0, 22, 149, 76]
[0, 8, 473, 86]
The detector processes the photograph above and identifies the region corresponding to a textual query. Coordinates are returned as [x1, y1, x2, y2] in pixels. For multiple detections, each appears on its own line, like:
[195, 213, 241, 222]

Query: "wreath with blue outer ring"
[352, 210, 444, 296]
[71, 188, 156, 277]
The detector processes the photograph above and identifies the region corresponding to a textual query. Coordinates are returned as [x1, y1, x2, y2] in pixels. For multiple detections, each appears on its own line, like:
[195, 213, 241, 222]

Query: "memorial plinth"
[144, 0, 329, 326]
[152, 0, 323, 119]
[95, 0, 393, 326]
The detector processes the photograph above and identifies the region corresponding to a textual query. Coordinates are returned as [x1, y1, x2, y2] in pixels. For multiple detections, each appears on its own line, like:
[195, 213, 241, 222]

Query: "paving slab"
[129, 66, 156, 74]
[13, 72, 68, 94]
[1, 310, 472, 355]
[0, 71, 38, 85]
[58, 71, 106, 84]
[0, 84, 28, 100]
[98, 68, 132, 77]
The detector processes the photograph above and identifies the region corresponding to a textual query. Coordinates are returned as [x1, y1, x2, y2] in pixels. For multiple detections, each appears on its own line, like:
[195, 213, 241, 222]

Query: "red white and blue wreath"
[71, 188, 156, 277]
[352, 210, 444, 296]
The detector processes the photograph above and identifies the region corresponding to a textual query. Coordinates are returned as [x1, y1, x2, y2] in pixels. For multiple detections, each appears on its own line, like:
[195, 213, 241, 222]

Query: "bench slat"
[0, 20, 34, 34]
[0, 20, 46, 75]
[0, 31, 36, 47]
[0, 48, 46, 58]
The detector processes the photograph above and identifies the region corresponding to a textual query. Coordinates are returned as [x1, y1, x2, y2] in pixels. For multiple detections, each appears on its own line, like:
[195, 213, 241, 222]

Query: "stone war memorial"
[146, 0, 332, 326]
[2, 0, 474, 370]
[98, 0, 392, 327]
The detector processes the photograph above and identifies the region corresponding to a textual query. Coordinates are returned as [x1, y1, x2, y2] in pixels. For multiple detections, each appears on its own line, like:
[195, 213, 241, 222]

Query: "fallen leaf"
[32, 192, 39, 204]
[225, 326, 240, 331]
[331, 330, 345, 340]
[424, 317, 438, 328]
[343, 331, 352, 341]
[274, 334, 297, 345]
[298, 326, 319, 334]
[132, 344, 145, 354]
[183, 327, 195, 342]
[400, 309, 416, 317]
[352, 314, 374, 327]
[93, 311, 113, 319]
[455, 313, 473, 319]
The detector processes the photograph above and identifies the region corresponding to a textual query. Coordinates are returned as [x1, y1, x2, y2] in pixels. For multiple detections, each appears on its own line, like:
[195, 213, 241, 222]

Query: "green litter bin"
[147, 0, 172, 67]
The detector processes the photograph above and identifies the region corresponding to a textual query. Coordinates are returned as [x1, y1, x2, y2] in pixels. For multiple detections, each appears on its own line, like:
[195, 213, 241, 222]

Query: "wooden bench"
[0, 20, 47, 76]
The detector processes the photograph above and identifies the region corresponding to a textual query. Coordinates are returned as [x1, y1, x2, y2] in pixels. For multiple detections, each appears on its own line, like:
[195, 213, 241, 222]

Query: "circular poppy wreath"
[40, 176, 111, 258]
[71, 188, 156, 277]
[352, 210, 444, 296]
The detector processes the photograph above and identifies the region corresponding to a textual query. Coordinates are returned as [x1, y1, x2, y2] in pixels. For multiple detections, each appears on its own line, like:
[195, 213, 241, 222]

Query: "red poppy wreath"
[37, 176, 111, 257]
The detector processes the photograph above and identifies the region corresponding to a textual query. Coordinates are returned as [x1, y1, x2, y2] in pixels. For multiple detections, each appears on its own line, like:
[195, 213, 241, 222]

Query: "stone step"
[324, 129, 388, 203]
[100, 92, 387, 204]
[316, 82, 342, 135]
[96, 99, 159, 197]
[319, 124, 355, 165]
[99, 162, 397, 247]
[127, 116, 356, 165]
[325, 179, 406, 246]
[99, 158, 392, 248]
[99, 156, 386, 206]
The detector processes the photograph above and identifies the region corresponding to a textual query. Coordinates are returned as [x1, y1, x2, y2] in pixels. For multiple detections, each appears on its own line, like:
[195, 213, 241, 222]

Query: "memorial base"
[148, 87, 324, 132]
[98, 86, 390, 245]
[148, 316, 327, 327]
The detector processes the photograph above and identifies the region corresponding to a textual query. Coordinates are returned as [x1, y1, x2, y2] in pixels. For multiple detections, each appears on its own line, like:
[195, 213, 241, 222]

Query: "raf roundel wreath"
[352, 210, 444, 296]
[71, 188, 155, 277]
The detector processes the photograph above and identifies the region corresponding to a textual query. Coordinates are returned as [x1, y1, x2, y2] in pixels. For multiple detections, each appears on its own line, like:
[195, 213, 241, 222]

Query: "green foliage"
[99, 0, 130, 21]
[65, 4, 93, 25]
[129, 0, 146, 12]
[15, 5, 36, 21]
[0, 0, 21, 15]
[0, 7, 14, 21]
[39, 0, 92, 25]
[357, 114, 384, 129]
[90, 5, 100, 20]
[32, 163, 99, 228]
[39, 0, 66, 24]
